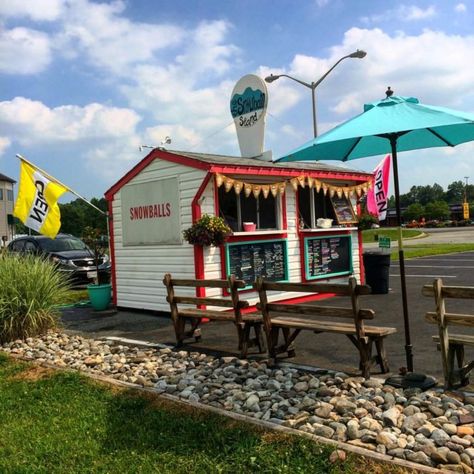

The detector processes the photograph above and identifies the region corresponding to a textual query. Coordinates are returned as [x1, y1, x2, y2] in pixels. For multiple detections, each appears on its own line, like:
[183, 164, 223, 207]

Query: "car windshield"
[39, 237, 89, 252]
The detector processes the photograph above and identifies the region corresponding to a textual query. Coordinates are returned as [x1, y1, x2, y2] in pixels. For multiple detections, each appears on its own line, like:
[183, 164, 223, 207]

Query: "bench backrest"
[423, 278, 474, 383]
[423, 278, 474, 328]
[162, 273, 248, 323]
[254, 276, 374, 338]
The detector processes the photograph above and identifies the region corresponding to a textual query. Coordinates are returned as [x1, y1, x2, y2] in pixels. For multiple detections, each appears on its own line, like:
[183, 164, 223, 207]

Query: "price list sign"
[304, 235, 352, 280]
[226, 239, 288, 289]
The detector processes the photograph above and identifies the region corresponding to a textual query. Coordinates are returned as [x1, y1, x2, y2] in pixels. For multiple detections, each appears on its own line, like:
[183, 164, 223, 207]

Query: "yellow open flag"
[13, 160, 68, 239]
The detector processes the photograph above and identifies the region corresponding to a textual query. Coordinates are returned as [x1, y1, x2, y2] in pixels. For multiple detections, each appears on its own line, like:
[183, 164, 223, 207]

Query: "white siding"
[112, 159, 206, 311]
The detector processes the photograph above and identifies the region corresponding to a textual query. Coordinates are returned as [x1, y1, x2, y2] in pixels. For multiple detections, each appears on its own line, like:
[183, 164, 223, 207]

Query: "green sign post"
[378, 236, 391, 249]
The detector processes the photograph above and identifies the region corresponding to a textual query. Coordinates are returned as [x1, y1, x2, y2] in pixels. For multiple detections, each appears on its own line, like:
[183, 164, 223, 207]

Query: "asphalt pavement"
[61, 230, 474, 382]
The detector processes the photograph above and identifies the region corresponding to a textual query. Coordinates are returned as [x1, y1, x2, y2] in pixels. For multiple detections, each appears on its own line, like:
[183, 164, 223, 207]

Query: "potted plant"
[183, 214, 231, 246]
[82, 226, 112, 311]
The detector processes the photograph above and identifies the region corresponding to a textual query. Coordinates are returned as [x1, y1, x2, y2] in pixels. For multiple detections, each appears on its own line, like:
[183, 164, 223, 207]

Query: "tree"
[446, 181, 465, 204]
[59, 198, 107, 236]
[425, 201, 450, 221]
[403, 203, 425, 222]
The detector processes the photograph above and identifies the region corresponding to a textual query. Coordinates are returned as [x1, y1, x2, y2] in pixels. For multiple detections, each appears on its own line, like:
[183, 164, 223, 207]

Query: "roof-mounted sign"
[230, 74, 268, 158]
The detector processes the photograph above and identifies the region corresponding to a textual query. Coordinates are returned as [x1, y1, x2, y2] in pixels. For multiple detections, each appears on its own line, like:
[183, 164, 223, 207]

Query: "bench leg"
[240, 323, 251, 359]
[374, 337, 390, 373]
[452, 343, 471, 387]
[254, 324, 266, 353]
[174, 317, 186, 347]
[281, 327, 296, 358]
[359, 339, 373, 379]
[268, 327, 279, 358]
[447, 344, 456, 389]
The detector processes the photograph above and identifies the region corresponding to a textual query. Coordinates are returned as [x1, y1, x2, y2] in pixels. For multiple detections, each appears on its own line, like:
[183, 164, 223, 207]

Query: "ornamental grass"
[0, 253, 71, 343]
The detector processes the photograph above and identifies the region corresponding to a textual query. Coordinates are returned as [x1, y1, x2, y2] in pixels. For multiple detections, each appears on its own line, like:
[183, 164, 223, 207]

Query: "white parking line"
[391, 274, 457, 278]
[392, 265, 474, 268]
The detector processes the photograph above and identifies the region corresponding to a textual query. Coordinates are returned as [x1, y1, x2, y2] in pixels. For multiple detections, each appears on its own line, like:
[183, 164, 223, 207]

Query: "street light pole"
[465, 176, 469, 203]
[265, 50, 367, 137]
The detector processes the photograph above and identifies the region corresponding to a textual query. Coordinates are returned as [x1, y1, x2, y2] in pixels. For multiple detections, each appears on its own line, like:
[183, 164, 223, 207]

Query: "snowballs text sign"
[121, 177, 181, 246]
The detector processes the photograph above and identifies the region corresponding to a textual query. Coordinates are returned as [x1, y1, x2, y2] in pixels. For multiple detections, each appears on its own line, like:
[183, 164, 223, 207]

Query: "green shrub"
[0, 254, 71, 343]
[358, 213, 379, 230]
[183, 214, 231, 246]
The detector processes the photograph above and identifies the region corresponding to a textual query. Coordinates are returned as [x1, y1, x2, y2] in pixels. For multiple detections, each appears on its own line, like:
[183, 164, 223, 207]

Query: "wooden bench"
[423, 278, 474, 388]
[163, 274, 265, 358]
[254, 277, 396, 378]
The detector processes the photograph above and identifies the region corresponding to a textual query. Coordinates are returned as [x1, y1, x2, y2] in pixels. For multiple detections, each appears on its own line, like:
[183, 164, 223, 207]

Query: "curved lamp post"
[265, 50, 367, 137]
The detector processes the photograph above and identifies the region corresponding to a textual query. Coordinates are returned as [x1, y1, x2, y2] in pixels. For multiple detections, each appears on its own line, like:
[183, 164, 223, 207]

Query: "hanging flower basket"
[183, 215, 231, 247]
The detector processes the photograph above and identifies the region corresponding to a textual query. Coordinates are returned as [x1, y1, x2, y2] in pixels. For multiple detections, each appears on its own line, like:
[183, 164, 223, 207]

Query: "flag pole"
[16, 154, 106, 216]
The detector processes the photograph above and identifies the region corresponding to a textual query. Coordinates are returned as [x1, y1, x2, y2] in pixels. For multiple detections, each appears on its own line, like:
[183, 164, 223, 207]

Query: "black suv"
[8, 234, 111, 286]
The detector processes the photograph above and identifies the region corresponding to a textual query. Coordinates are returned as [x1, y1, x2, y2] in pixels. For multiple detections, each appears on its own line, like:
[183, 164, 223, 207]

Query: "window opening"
[218, 186, 279, 231]
[297, 187, 337, 228]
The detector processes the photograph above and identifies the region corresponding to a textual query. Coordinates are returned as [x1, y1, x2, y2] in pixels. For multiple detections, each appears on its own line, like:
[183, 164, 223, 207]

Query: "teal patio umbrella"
[276, 89, 474, 372]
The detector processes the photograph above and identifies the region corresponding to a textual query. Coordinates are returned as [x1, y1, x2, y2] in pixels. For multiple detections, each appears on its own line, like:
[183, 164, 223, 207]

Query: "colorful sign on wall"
[230, 74, 268, 158]
[121, 177, 181, 246]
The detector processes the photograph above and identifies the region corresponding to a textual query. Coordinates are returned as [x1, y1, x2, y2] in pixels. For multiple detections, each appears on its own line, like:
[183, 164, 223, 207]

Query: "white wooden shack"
[105, 149, 372, 312]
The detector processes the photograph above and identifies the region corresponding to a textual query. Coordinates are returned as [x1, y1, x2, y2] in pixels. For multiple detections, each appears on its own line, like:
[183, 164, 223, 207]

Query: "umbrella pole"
[390, 136, 414, 372]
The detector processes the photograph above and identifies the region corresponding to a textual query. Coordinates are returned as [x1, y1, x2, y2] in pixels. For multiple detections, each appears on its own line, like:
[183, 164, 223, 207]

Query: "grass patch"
[0, 356, 414, 474]
[397, 243, 474, 260]
[362, 228, 423, 243]
[60, 289, 90, 305]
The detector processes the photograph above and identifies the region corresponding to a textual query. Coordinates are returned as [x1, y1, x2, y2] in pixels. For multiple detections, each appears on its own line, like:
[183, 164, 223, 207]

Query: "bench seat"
[180, 308, 262, 322]
[272, 316, 396, 337]
[433, 334, 474, 346]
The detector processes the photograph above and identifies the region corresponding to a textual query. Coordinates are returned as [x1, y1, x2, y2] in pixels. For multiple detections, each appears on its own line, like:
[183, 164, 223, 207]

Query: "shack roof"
[0, 172, 16, 183]
[105, 149, 371, 199]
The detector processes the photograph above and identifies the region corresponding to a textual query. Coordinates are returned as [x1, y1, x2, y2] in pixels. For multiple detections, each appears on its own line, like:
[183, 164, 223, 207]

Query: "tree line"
[15, 197, 108, 237]
[387, 180, 474, 222]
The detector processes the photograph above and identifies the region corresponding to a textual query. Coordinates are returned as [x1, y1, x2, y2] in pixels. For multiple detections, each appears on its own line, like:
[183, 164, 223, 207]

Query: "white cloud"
[84, 135, 142, 181]
[0, 27, 52, 74]
[361, 4, 436, 24]
[0, 0, 64, 21]
[455, 3, 467, 12]
[315, 0, 330, 7]
[0, 97, 141, 145]
[0, 137, 11, 156]
[56, 0, 185, 74]
[402, 5, 436, 20]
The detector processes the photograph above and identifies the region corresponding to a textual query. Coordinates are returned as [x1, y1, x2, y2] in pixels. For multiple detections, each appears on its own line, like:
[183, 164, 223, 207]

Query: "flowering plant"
[183, 214, 231, 247]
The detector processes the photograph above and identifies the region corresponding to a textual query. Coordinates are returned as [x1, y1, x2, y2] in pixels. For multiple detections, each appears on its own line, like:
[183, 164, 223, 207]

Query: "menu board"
[226, 239, 288, 288]
[330, 195, 358, 224]
[305, 235, 352, 280]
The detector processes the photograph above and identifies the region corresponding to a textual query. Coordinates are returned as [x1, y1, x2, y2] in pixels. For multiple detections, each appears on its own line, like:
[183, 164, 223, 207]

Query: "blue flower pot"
[87, 283, 112, 311]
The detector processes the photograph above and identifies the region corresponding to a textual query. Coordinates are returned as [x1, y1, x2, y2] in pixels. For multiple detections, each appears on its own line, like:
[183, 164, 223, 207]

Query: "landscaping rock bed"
[3, 332, 474, 472]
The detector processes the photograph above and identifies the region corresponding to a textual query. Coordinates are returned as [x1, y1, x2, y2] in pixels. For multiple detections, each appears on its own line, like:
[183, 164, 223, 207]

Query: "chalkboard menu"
[304, 235, 352, 280]
[226, 239, 288, 288]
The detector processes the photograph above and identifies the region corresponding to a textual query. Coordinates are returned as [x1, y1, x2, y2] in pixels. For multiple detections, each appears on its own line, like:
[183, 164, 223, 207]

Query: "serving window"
[298, 187, 337, 229]
[298, 187, 358, 228]
[218, 186, 281, 232]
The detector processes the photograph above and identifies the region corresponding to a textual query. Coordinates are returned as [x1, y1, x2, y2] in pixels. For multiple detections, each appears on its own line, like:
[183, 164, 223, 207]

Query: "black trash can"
[363, 251, 391, 294]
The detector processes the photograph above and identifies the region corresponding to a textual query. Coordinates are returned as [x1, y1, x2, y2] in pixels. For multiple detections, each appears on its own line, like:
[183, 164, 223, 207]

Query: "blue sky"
[1, 0, 473, 200]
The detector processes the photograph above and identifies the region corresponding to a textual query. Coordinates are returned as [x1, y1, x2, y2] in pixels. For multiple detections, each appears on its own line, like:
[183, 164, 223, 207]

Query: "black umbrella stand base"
[384, 372, 437, 390]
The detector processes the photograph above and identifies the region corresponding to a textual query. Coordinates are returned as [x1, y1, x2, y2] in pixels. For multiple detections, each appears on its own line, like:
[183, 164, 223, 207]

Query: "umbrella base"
[384, 372, 437, 390]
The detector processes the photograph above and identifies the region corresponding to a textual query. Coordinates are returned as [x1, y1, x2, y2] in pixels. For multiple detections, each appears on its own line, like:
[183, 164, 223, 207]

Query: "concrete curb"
[3, 352, 447, 474]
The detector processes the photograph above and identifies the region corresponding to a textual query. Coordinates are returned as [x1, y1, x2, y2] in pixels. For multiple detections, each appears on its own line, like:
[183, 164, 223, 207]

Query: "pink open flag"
[366, 154, 391, 221]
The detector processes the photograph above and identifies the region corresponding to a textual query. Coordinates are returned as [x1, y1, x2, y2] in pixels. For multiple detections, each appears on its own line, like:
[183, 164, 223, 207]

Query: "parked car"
[7, 234, 111, 286]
